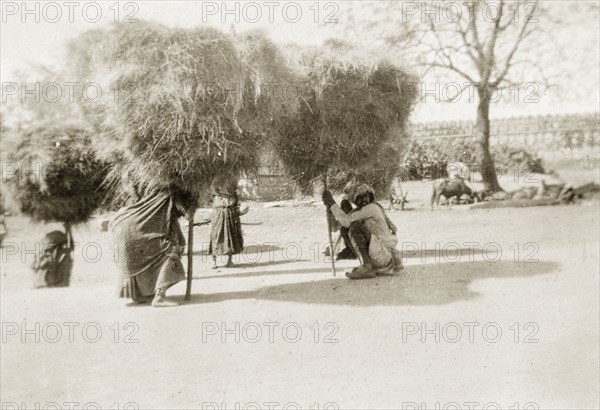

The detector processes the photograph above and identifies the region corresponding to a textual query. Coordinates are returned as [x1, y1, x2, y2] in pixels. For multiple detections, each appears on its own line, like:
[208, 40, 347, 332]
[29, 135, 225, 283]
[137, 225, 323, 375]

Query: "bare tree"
[338, 0, 562, 192]
[425, 0, 542, 191]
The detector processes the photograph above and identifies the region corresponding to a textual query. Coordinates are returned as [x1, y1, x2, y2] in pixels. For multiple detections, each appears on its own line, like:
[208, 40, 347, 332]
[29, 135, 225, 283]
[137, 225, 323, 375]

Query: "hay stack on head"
[69, 22, 296, 197]
[6, 125, 108, 226]
[272, 40, 416, 194]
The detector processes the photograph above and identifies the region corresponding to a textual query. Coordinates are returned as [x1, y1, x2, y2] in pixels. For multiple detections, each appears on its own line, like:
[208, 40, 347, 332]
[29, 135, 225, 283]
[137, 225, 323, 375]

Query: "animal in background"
[431, 178, 481, 209]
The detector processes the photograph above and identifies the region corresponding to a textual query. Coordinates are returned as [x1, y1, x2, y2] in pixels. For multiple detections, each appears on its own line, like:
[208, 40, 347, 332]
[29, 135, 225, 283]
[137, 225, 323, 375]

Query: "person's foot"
[392, 260, 404, 274]
[152, 292, 180, 307]
[374, 261, 394, 276]
[346, 265, 376, 279]
[224, 256, 234, 268]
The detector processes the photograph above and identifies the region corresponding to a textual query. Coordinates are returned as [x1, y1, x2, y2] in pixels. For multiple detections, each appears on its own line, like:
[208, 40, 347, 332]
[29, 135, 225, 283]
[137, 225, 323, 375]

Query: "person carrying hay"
[209, 176, 244, 268]
[32, 230, 73, 288]
[110, 186, 192, 307]
[322, 184, 403, 279]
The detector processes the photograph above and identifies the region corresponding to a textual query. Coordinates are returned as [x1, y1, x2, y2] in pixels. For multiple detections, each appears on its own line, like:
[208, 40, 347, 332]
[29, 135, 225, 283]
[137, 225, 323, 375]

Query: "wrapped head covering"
[353, 184, 375, 203]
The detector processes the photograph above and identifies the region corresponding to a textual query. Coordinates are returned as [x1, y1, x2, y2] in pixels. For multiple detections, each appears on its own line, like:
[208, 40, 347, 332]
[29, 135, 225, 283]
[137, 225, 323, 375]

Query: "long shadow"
[192, 243, 284, 256]
[199, 259, 315, 279]
[401, 247, 490, 260]
[182, 260, 559, 307]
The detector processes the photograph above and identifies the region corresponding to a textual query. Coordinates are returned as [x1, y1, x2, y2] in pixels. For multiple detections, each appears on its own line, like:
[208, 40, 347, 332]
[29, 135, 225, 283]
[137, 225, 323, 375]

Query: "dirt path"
[1, 201, 599, 409]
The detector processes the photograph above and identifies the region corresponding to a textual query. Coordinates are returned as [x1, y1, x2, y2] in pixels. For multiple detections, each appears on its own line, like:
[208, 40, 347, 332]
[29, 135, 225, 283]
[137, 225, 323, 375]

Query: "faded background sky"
[1, 0, 599, 122]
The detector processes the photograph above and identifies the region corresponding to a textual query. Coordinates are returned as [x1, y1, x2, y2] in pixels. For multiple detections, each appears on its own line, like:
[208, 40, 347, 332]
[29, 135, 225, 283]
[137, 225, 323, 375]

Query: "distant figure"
[32, 230, 73, 288]
[238, 176, 259, 200]
[323, 184, 403, 280]
[209, 176, 244, 268]
[389, 177, 408, 210]
[111, 186, 191, 307]
[446, 162, 471, 181]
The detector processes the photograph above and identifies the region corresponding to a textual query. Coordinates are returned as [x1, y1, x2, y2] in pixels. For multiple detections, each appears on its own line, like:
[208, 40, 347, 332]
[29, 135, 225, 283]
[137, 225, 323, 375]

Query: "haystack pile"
[6, 125, 108, 225]
[68, 23, 296, 196]
[272, 40, 416, 194]
[235, 30, 300, 133]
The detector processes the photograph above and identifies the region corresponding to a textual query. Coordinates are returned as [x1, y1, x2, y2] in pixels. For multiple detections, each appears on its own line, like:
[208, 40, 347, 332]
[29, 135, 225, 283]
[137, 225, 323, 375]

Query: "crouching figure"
[322, 184, 403, 280]
[32, 230, 73, 288]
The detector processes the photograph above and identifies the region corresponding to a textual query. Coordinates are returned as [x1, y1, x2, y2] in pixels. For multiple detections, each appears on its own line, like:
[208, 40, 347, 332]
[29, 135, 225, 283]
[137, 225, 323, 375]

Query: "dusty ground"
[1, 172, 599, 410]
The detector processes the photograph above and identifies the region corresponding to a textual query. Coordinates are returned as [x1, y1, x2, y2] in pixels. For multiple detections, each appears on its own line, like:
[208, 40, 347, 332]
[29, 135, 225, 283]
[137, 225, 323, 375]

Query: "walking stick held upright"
[323, 176, 337, 277]
[185, 212, 194, 301]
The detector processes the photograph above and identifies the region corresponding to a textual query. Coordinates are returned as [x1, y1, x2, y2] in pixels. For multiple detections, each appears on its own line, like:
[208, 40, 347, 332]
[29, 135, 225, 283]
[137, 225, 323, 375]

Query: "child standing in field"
[209, 176, 244, 268]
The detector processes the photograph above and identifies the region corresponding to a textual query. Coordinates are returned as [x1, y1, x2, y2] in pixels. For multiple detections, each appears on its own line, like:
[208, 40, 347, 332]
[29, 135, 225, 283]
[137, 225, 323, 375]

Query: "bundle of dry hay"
[326, 138, 406, 199]
[68, 23, 296, 197]
[235, 30, 300, 134]
[5, 125, 109, 225]
[272, 40, 417, 194]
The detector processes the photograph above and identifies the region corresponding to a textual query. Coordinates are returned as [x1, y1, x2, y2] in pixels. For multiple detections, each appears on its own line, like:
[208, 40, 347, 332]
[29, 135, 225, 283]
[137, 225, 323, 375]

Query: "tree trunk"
[474, 87, 503, 192]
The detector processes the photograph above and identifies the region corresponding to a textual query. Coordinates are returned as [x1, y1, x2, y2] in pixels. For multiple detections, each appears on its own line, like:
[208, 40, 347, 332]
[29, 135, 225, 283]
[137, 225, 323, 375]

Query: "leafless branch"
[492, 0, 539, 85]
[428, 62, 476, 83]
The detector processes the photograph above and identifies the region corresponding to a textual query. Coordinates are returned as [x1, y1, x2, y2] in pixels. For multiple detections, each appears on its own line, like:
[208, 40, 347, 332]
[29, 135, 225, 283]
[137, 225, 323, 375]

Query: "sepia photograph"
[1, 1, 599, 409]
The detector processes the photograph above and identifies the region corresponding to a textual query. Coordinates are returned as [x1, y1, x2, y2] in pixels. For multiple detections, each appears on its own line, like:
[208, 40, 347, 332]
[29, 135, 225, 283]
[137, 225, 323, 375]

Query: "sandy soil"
[1, 176, 599, 409]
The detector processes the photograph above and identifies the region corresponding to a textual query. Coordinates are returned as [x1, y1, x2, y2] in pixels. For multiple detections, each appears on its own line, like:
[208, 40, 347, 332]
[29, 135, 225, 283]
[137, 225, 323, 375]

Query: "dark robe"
[110, 188, 186, 302]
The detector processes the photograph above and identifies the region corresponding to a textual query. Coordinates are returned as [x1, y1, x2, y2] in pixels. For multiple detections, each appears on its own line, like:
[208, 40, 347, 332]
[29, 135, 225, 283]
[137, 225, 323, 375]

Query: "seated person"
[322, 184, 403, 279]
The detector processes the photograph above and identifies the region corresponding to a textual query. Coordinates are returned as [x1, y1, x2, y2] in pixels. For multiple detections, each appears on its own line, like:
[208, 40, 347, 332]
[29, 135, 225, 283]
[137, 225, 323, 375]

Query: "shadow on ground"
[401, 247, 492, 260]
[198, 259, 314, 279]
[192, 243, 283, 256]
[184, 260, 558, 307]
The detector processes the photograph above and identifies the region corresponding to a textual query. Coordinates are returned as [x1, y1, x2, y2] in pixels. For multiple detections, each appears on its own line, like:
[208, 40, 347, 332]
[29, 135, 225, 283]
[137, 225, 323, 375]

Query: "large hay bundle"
[69, 23, 295, 195]
[235, 30, 300, 133]
[273, 40, 416, 194]
[6, 125, 108, 225]
[326, 139, 405, 198]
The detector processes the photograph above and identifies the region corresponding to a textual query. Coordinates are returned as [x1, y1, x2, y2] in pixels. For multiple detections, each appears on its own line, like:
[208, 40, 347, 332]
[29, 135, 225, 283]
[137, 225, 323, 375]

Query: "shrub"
[399, 138, 545, 180]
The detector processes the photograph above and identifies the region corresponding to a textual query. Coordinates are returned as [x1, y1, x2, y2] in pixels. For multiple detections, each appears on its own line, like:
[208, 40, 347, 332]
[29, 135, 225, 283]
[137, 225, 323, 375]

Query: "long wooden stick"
[323, 176, 336, 277]
[185, 213, 194, 301]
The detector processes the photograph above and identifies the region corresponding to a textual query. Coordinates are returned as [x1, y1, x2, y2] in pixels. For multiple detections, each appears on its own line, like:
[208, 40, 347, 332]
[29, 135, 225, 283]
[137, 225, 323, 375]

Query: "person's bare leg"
[225, 254, 234, 267]
[346, 222, 376, 279]
[211, 255, 218, 269]
[392, 249, 404, 273]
